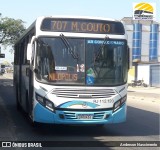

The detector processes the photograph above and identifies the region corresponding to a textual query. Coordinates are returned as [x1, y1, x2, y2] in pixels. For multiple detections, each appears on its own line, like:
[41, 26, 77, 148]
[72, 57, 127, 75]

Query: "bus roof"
[36, 15, 119, 22]
[15, 16, 124, 44]
[28, 15, 122, 34]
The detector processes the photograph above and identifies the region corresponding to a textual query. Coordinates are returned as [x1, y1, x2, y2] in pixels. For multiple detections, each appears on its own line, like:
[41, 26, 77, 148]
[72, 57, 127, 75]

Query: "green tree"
[0, 15, 26, 50]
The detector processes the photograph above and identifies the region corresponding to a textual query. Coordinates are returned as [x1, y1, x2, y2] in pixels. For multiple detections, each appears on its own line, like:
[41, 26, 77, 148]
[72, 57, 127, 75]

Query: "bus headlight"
[45, 99, 54, 111]
[121, 95, 127, 104]
[113, 95, 127, 112]
[113, 100, 121, 112]
[35, 93, 55, 112]
[35, 93, 44, 104]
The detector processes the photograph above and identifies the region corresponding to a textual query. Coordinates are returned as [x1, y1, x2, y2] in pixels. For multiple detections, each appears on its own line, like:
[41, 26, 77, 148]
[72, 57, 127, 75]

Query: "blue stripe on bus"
[34, 103, 55, 123]
[57, 101, 100, 108]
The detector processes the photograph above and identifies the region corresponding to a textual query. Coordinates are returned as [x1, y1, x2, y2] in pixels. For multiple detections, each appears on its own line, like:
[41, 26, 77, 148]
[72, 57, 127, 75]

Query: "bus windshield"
[35, 37, 128, 86]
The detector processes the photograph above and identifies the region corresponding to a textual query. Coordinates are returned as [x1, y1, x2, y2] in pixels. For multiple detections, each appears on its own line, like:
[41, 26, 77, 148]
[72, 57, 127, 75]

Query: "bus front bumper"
[33, 103, 127, 125]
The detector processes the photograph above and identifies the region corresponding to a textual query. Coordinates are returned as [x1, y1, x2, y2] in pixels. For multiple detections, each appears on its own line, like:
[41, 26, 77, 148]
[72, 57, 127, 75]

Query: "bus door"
[27, 40, 36, 117]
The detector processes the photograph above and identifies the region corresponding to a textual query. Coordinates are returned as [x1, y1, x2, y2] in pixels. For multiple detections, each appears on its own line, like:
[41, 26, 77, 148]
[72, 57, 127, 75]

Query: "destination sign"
[41, 18, 125, 34]
[48, 72, 78, 81]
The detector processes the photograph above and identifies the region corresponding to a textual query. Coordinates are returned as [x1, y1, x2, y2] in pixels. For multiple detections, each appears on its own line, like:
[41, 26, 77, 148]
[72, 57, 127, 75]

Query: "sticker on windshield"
[77, 64, 85, 72]
[87, 40, 124, 45]
[55, 66, 67, 71]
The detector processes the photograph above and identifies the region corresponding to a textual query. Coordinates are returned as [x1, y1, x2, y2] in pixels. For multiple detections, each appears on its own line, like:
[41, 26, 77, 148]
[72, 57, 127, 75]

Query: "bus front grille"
[52, 88, 117, 99]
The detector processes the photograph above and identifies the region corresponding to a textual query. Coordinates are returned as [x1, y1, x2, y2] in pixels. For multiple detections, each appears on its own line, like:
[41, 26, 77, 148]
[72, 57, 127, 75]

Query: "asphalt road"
[0, 76, 159, 150]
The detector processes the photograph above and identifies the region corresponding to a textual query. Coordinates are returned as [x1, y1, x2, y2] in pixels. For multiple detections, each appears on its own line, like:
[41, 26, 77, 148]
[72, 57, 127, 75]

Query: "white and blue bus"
[14, 16, 129, 126]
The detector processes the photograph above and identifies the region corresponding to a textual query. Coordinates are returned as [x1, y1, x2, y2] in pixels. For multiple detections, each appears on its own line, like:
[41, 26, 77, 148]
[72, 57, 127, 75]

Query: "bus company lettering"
[51, 21, 110, 33]
[49, 72, 78, 81]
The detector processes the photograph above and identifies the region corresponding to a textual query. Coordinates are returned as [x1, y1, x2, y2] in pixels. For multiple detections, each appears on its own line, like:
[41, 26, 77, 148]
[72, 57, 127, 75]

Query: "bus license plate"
[77, 114, 93, 120]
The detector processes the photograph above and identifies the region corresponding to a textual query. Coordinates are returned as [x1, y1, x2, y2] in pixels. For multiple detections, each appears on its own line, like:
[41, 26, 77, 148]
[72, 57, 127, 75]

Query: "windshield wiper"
[95, 35, 109, 62]
[60, 33, 79, 60]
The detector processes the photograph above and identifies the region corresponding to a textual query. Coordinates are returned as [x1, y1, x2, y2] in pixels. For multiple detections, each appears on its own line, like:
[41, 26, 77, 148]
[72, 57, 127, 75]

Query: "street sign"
[0, 53, 5, 58]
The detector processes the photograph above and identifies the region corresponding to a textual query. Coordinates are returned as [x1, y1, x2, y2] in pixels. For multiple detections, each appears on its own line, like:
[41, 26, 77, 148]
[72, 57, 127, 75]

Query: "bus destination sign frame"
[41, 18, 125, 35]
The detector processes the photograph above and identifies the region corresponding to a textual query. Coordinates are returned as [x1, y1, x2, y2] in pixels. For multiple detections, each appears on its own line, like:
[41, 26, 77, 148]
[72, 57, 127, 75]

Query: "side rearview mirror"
[27, 43, 32, 61]
[27, 36, 36, 62]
